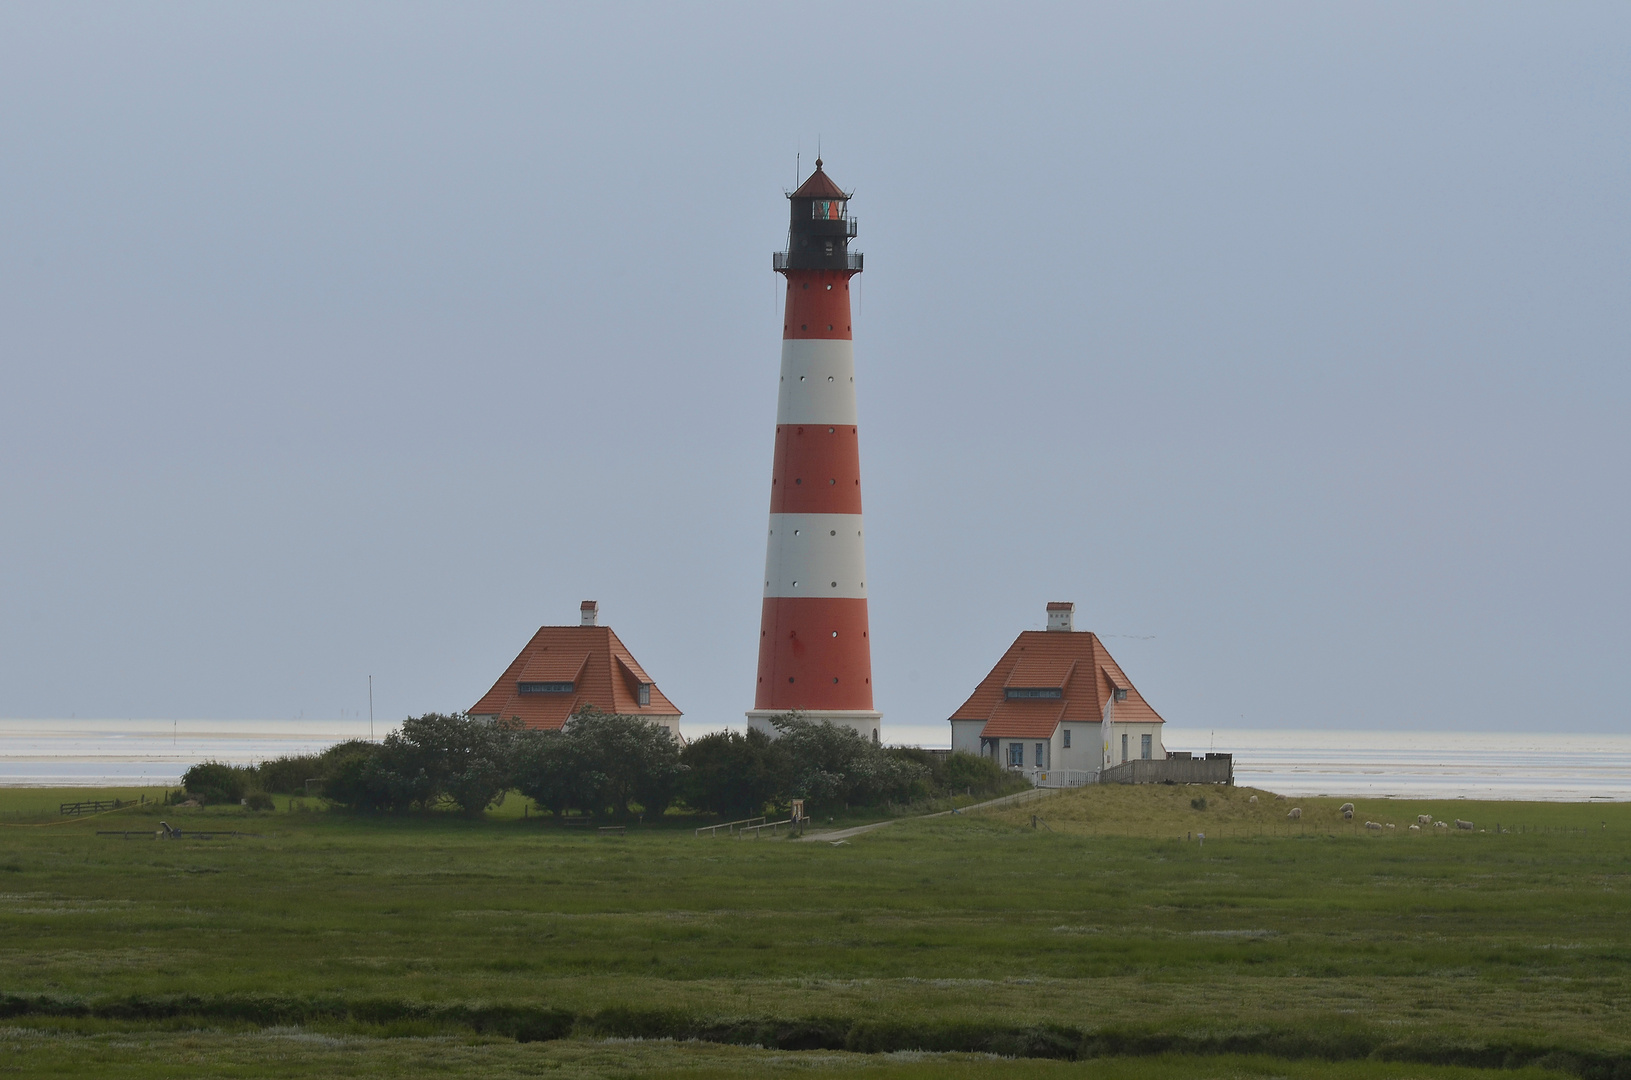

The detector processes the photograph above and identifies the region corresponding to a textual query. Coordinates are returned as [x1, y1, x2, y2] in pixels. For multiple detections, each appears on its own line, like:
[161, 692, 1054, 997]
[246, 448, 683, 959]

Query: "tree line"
[181, 709, 1027, 819]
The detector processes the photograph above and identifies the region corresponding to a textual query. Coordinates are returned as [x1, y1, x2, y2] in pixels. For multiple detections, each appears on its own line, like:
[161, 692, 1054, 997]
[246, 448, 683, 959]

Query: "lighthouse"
[746, 160, 881, 744]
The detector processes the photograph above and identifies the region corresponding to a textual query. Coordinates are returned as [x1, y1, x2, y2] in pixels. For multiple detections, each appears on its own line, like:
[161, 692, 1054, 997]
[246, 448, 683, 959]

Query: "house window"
[1121, 733, 1128, 763]
[1035, 742, 1045, 769]
[1141, 734, 1152, 760]
[1007, 742, 1024, 767]
[519, 681, 573, 694]
[1004, 688, 1062, 700]
[1062, 729, 1071, 749]
[637, 683, 651, 706]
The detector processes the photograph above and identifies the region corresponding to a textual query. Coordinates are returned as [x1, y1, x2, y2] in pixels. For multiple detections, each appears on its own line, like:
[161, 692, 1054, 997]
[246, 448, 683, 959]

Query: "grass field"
[0, 784, 1626, 1078]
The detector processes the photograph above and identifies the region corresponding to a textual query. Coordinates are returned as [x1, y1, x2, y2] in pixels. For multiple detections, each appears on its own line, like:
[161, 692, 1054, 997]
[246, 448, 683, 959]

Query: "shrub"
[680, 729, 788, 819]
[567, 708, 685, 817]
[771, 715, 929, 814]
[512, 728, 603, 817]
[244, 792, 275, 812]
[257, 752, 327, 795]
[931, 750, 1029, 799]
[182, 761, 249, 805]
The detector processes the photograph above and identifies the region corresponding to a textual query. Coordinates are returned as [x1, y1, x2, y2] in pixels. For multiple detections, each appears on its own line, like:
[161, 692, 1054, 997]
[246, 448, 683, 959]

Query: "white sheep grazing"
[1287, 807, 1302, 820]
[1418, 814, 1433, 825]
[1274, 794, 1286, 801]
[1409, 824, 1421, 831]
[1385, 823, 1395, 829]
[1339, 802, 1355, 814]
[1434, 820, 1448, 829]
[1249, 795, 1258, 804]
[1343, 809, 1354, 820]
[1365, 821, 1382, 831]
[1456, 819, 1474, 831]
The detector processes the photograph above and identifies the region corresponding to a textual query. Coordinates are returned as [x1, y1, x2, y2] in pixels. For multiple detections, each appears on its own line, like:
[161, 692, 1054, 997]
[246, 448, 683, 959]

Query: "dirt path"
[794, 785, 1058, 843]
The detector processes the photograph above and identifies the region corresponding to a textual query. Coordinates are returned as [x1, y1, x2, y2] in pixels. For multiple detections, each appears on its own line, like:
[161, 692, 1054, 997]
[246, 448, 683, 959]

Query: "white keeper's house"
[948, 602, 1166, 777]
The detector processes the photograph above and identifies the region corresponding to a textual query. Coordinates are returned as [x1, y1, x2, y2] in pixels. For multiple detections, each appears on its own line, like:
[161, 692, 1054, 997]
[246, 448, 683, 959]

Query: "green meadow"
[0, 785, 1627, 1079]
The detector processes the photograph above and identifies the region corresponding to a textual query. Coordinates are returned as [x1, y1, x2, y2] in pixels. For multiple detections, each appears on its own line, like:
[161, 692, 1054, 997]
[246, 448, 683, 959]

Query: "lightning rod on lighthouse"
[746, 159, 882, 743]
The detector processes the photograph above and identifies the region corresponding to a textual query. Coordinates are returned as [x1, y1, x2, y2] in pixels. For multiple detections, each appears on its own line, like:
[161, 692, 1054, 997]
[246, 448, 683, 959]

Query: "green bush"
[931, 749, 1030, 798]
[679, 729, 788, 819]
[513, 708, 684, 819]
[243, 792, 275, 812]
[181, 761, 249, 805]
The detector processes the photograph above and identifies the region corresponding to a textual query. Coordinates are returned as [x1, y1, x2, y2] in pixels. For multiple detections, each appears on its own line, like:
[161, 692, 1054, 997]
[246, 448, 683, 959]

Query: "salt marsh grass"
[0, 786, 1626, 1077]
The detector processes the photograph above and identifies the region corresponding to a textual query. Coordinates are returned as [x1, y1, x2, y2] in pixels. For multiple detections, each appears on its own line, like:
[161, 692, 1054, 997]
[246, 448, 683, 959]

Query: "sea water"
[0, 718, 1626, 800]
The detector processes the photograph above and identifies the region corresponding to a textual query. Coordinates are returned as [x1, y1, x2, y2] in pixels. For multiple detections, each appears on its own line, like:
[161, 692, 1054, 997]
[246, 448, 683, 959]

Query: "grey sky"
[1, 3, 1626, 735]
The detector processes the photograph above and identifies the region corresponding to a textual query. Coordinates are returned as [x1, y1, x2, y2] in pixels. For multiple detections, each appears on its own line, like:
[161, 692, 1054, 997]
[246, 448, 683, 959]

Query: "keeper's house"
[948, 602, 1166, 775]
[468, 601, 683, 739]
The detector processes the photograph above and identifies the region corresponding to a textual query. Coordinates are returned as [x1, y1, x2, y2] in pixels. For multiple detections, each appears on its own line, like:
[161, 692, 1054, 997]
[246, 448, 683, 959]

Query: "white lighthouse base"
[745, 710, 883, 744]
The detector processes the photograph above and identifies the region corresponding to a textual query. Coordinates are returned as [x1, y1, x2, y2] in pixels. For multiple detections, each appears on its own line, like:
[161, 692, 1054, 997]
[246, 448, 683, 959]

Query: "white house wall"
[949, 720, 984, 755]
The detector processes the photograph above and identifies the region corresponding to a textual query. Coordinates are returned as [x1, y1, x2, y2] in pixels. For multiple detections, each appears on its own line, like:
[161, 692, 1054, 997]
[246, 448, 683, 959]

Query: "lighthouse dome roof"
[789, 159, 851, 200]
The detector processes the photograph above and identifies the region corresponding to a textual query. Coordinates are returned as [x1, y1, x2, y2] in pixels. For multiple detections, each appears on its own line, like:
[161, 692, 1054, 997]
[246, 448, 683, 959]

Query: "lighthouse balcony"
[774, 250, 863, 273]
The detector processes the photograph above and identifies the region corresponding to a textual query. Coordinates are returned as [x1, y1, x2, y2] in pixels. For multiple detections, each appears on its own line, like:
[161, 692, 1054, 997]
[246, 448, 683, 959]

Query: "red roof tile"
[949, 630, 1166, 741]
[468, 625, 681, 730]
[1004, 656, 1076, 689]
[979, 699, 1068, 739]
[519, 651, 590, 683]
[790, 161, 849, 200]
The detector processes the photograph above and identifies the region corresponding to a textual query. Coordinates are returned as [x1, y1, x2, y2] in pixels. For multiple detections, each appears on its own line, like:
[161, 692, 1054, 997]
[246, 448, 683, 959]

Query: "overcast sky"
[1, 3, 1626, 738]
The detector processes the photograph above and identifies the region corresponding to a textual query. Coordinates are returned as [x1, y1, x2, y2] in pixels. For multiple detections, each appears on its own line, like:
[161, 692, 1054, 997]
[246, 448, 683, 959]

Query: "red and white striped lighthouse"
[746, 159, 881, 743]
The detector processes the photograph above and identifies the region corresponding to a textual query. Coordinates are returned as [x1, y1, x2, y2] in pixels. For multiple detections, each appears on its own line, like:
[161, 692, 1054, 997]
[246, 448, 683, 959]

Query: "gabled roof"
[790, 160, 850, 200]
[949, 630, 1166, 741]
[468, 625, 681, 729]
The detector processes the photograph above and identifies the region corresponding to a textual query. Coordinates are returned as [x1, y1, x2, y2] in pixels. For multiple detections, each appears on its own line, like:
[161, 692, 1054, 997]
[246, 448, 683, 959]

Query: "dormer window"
[637, 683, 651, 706]
[1005, 687, 1062, 700]
[519, 681, 574, 694]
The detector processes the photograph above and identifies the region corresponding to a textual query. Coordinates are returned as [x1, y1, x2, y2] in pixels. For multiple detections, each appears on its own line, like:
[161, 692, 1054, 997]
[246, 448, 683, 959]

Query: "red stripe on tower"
[748, 159, 881, 744]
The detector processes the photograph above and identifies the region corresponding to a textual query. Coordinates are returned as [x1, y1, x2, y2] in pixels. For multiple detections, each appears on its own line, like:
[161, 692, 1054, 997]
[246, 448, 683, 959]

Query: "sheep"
[1385, 823, 1396, 829]
[1287, 807, 1302, 820]
[1248, 795, 1258, 804]
[1418, 814, 1432, 825]
[1408, 824, 1421, 831]
[1274, 794, 1286, 801]
[1339, 803, 1355, 814]
[1434, 820, 1448, 829]
[1455, 819, 1474, 831]
[1365, 821, 1382, 831]
[1343, 809, 1354, 820]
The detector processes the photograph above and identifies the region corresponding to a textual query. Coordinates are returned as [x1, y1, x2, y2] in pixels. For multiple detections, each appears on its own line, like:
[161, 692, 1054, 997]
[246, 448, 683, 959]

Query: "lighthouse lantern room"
[747, 160, 881, 743]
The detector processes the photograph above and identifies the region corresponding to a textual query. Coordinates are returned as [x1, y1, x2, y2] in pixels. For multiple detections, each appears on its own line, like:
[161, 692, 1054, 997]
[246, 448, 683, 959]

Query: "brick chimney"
[1046, 601, 1074, 632]
[580, 600, 599, 627]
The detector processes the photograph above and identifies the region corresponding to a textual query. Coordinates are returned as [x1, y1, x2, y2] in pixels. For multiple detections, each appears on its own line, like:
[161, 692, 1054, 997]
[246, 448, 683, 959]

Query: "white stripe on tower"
[776, 339, 858, 424]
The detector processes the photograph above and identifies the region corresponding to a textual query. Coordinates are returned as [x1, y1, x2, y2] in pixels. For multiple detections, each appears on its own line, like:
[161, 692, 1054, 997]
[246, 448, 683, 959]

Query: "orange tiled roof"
[950, 630, 1166, 741]
[468, 625, 681, 729]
